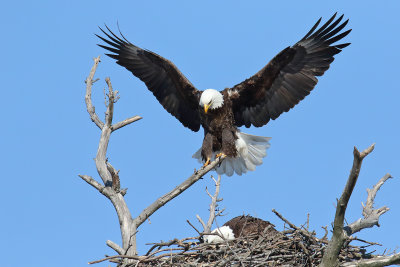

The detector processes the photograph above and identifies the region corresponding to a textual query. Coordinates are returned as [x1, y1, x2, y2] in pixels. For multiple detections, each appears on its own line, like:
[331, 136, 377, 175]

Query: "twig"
[145, 239, 179, 256]
[145, 235, 200, 256]
[272, 209, 299, 230]
[349, 237, 382, 247]
[272, 209, 319, 245]
[186, 220, 201, 235]
[88, 254, 143, 265]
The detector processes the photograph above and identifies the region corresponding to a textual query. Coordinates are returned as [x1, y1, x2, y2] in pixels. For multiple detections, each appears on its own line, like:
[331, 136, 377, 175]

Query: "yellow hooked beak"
[204, 103, 211, 113]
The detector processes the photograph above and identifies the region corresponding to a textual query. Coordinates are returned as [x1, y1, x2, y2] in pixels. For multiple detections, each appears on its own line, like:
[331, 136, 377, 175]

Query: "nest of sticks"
[114, 220, 374, 266]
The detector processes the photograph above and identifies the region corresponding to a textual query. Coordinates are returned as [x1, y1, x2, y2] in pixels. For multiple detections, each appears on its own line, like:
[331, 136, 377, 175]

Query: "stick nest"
[121, 226, 373, 266]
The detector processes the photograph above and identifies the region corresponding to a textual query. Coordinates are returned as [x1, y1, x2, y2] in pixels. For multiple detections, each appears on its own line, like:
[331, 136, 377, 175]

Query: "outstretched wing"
[97, 27, 201, 132]
[228, 14, 351, 128]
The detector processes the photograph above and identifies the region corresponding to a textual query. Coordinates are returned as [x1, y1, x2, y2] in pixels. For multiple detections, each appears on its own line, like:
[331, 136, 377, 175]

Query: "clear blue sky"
[2, 1, 399, 266]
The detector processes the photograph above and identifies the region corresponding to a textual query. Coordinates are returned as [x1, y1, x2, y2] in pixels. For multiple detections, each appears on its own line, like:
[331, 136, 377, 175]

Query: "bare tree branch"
[321, 226, 329, 241]
[363, 174, 391, 217]
[107, 240, 124, 255]
[195, 174, 225, 235]
[186, 219, 201, 235]
[319, 144, 393, 267]
[80, 56, 141, 258]
[107, 161, 121, 192]
[195, 174, 224, 234]
[81, 57, 227, 261]
[196, 214, 207, 232]
[94, 76, 119, 186]
[133, 155, 226, 228]
[84, 56, 104, 130]
[205, 175, 223, 233]
[112, 116, 142, 132]
[337, 145, 375, 229]
[345, 174, 392, 235]
[196, 174, 225, 235]
[92, 75, 138, 257]
[272, 209, 299, 230]
[78, 174, 112, 198]
[349, 237, 381, 247]
[104, 77, 115, 127]
[340, 253, 400, 267]
[272, 209, 319, 243]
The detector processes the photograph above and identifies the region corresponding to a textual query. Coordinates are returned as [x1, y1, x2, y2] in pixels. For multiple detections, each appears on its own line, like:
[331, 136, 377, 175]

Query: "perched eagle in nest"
[97, 14, 351, 176]
[203, 215, 280, 243]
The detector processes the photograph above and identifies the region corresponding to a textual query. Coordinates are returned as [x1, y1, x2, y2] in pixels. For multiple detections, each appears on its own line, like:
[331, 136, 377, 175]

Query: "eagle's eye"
[208, 100, 212, 105]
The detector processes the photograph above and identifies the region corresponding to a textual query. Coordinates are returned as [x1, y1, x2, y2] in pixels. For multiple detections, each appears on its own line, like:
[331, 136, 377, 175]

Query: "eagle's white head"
[199, 89, 224, 113]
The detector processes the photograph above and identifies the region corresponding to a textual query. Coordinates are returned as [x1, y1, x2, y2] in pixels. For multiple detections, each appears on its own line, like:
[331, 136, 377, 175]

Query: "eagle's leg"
[221, 128, 237, 158]
[201, 133, 213, 167]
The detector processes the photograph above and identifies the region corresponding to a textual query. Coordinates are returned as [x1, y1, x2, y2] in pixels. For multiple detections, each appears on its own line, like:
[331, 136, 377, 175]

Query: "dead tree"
[79, 56, 225, 261]
[80, 57, 398, 266]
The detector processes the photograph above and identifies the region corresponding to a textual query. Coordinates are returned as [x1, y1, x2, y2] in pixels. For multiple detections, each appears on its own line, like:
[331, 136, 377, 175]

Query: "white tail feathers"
[192, 132, 271, 177]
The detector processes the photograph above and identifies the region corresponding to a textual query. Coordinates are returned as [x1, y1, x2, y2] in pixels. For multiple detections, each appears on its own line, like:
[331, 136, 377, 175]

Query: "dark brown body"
[224, 215, 279, 238]
[199, 91, 238, 161]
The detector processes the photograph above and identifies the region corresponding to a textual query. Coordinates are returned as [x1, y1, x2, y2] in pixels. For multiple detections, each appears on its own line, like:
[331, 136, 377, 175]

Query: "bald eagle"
[203, 215, 279, 243]
[97, 14, 350, 176]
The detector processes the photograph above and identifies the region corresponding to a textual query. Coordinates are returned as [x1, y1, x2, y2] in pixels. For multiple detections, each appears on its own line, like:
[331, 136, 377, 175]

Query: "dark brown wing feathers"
[230, 13, 351, 128]
[96, 26, 201, 132]
[223, 215, 279, 238]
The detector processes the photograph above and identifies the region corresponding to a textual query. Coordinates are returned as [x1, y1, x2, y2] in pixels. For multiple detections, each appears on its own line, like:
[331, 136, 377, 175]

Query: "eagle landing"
[97, 13, 351, 176]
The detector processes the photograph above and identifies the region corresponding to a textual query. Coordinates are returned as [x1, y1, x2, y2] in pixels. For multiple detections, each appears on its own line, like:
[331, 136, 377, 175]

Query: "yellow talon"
[203, 158, 211, 167]
[216, 153, 226, 158]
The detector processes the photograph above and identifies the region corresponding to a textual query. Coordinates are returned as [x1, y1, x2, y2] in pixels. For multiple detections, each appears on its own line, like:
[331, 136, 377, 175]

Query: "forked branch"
[320, 144, 394, 267]
[80, 56, 225, 262]
[80, 56, 142, 258]
[196, 175, 224, 233]
[345, 174, 391, 235]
